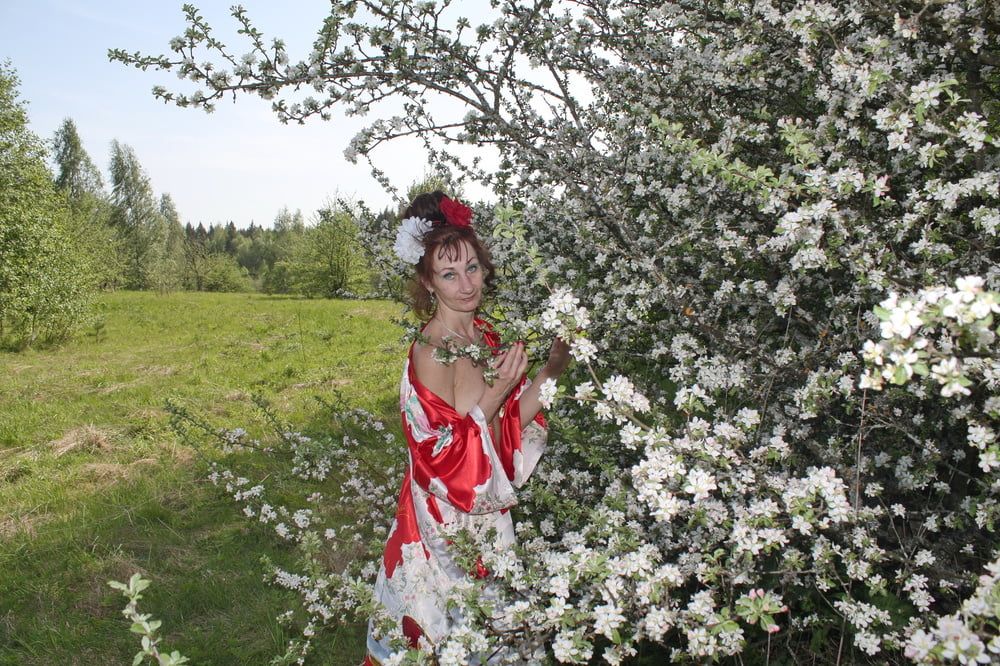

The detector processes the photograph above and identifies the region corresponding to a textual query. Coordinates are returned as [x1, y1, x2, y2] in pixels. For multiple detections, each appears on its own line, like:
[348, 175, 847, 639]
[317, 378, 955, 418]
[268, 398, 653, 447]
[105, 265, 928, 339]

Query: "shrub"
[201, 253, 252, 293]
[0, 62, 93, 348]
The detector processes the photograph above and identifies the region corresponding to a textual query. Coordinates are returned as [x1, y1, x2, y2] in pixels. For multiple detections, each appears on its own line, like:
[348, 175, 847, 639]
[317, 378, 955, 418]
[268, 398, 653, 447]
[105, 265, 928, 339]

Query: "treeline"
[0, 62, 381, 350]
[176, 206, 372, 298]
[56, 117, 375, 298]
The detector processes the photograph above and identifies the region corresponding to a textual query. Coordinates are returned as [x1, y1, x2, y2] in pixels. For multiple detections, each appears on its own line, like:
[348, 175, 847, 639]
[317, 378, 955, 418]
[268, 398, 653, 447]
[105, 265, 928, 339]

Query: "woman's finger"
[515, 349, 528, 376]
[499, 343, 524, 377]
[509, 344, 527, 376]
[514, 342, 527, 364]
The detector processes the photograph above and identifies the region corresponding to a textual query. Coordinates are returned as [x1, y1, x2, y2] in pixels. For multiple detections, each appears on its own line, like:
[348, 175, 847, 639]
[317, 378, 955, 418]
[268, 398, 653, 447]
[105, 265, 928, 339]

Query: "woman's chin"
[459, 295, 481, 310]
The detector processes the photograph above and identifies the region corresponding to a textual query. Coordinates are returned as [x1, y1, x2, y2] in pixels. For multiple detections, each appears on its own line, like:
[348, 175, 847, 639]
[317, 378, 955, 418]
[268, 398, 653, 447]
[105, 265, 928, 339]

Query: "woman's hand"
[545, 337, 571, 378]
[487, 341, 528, 397]
[474, 342, 528, 422]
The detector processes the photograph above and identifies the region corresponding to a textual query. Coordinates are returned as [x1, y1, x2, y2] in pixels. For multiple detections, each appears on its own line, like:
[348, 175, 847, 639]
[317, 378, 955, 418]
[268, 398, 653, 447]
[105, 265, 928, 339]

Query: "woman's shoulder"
[410, 338, 456, 401]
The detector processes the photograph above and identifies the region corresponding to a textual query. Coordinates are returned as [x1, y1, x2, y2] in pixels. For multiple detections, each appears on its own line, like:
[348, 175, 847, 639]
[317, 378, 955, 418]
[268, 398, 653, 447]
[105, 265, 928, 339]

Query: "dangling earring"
[429, 291, 437, 308]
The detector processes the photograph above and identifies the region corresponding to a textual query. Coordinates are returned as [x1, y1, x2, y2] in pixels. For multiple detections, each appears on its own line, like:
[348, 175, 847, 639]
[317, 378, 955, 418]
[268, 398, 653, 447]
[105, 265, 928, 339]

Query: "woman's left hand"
[545, 337, 571, 377]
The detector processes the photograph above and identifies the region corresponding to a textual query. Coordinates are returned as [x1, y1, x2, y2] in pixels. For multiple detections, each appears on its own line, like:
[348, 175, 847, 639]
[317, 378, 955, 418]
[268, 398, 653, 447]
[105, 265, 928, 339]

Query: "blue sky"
[1, 1, 478, 228]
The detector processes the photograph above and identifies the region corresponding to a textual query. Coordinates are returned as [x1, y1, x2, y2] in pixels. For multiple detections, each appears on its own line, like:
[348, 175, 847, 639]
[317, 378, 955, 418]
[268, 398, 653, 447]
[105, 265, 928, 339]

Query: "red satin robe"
[365, 321, 547, 663]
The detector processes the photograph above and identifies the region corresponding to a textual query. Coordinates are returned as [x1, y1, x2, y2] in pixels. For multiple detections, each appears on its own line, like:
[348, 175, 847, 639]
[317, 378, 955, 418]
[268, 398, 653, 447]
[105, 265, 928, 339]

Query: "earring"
[429, 291, 437, 304]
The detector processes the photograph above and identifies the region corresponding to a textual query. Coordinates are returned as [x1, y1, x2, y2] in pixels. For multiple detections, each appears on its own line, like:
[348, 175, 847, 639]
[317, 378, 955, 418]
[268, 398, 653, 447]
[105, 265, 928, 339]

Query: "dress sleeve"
[401, 361, 548, 514]
[493, 377, 548, 487]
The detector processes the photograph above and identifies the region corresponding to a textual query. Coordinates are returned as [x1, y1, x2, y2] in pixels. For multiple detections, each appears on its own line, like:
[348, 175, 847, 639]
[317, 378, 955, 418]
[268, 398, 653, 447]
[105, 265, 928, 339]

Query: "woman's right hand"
[486, 341, 528, 399]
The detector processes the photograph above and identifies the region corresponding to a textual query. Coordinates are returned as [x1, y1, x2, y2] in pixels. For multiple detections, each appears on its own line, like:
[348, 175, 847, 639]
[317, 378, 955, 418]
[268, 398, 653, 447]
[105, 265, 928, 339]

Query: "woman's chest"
[451, 357, 487, 414]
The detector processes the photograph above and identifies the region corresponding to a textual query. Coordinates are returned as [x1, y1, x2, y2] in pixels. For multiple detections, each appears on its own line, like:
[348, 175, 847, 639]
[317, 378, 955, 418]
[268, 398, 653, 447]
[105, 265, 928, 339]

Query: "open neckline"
[408, 318, 499, 415]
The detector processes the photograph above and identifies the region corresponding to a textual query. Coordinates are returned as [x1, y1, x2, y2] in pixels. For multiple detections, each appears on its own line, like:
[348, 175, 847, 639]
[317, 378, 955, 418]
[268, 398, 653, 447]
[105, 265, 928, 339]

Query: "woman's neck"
[433, 309, 478, 341]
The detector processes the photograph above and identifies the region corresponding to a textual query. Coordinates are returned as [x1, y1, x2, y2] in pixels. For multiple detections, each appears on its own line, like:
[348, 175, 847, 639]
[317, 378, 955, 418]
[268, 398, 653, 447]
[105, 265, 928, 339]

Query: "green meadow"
[0, 291, 406, 665]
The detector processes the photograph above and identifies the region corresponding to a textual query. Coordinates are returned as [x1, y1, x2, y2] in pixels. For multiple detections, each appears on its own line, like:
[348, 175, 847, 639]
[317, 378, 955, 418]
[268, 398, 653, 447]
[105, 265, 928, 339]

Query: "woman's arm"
[518, 338, 571, 428]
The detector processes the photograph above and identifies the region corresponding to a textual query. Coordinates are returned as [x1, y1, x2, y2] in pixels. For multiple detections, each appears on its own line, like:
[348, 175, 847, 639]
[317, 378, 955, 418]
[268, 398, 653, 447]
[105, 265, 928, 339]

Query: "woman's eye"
[443, 272, 455, 280]
[468, 264, 479, 273]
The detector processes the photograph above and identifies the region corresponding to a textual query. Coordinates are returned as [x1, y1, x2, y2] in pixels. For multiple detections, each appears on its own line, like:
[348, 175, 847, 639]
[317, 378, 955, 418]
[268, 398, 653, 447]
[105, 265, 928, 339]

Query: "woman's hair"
[403, 191, 496, 321]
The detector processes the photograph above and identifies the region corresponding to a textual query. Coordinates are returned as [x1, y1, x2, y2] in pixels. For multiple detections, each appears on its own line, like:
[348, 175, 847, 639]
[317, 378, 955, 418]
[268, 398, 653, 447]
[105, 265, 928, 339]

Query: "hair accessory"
[393, 196, 472, 264]
[393, 216, 433, 264]
[440, 196, 473, 227]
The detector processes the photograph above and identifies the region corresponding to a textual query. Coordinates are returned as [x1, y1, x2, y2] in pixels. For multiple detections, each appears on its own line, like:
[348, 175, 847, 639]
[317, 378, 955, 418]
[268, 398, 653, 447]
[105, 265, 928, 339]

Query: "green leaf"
[131, 573, 151, 593]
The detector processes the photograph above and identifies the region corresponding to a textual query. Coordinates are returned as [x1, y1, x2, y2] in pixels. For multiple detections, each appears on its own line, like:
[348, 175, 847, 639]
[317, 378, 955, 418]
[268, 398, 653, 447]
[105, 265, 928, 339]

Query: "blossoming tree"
[116, 0, 1000, 663]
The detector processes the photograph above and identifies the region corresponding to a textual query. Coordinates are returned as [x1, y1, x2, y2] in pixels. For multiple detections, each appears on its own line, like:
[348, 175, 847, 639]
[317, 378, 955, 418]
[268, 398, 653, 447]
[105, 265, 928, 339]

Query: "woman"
[365, 191, 570, 663]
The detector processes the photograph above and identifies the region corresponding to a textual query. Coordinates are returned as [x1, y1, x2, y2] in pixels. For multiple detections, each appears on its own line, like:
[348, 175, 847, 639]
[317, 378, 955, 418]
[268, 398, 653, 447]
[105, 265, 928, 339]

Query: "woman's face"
[425, 240, 484, 315]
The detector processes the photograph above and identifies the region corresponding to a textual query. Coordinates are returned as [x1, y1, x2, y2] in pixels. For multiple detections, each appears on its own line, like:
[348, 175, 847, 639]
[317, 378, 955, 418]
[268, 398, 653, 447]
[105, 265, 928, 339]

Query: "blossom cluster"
[539, 286, 592, 341]
[860, 276, 999, 397]
[906, 556, 1000, 664]
[170, 398, 403, 664]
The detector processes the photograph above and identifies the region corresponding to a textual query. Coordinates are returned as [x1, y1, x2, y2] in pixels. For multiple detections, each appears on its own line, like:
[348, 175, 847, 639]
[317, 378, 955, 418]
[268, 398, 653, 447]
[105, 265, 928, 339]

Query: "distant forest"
[1, 61, 399, 349]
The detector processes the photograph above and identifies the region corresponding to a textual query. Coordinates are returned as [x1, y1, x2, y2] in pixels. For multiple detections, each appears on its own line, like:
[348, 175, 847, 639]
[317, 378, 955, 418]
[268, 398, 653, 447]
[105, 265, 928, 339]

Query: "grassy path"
[0, 291, 404, 665]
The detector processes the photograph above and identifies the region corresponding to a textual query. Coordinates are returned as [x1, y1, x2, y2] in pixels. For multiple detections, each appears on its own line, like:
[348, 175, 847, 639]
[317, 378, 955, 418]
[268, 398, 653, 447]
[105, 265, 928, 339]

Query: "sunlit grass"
[0, 291, 404, 665]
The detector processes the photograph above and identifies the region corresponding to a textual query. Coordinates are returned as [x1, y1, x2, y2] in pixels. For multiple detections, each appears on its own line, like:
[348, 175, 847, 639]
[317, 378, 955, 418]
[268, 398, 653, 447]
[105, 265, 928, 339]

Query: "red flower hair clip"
[440, 196, 473, 227]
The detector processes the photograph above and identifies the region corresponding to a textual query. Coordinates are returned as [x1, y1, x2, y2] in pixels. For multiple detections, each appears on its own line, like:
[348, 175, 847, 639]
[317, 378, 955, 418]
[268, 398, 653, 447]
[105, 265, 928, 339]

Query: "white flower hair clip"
[393, 216, 433, 264]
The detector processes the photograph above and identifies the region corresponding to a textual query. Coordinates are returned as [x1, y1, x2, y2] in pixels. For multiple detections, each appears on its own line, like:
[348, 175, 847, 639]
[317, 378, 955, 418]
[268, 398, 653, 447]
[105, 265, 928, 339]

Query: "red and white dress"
[365, 322, 547, 663]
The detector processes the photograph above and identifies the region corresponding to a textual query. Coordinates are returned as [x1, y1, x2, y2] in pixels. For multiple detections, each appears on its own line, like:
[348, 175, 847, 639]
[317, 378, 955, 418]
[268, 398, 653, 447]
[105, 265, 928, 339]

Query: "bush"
[261, 261, 295, 295]
[200, 253, 252, 293]
[0, 63, 93, 348]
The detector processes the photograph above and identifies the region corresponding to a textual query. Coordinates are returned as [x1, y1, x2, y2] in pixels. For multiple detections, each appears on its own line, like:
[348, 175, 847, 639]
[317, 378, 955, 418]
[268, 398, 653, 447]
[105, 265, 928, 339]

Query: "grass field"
[0, 291, 406, 665]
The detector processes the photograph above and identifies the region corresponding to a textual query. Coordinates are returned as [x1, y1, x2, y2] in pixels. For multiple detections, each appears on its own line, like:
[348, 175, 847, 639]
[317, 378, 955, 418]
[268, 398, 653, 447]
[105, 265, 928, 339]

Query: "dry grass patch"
[79, 458, 157, 485]
[49, 425, 117, 457]
[208, 403, 236, 417]
[290, 378, 353, 390]
[93, 382, 135, 395]
[166, 443, 196, 466]
[129, 407, 166, 421]
[0, 513, 41, 539]
[136, 365, 177, 376]
[0, 459, 32, 484]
